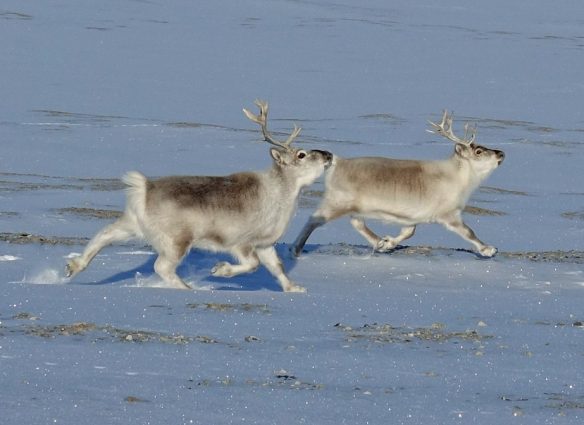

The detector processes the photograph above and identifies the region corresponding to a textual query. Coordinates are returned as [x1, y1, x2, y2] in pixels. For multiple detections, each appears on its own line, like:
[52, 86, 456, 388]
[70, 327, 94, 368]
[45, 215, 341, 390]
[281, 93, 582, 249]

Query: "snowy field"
[1, 1, 584, 424]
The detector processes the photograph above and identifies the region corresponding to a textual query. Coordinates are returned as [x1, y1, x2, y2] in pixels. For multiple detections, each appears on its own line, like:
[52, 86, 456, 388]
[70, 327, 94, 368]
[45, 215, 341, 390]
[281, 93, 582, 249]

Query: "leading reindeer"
[292, 110, 505, 258]
[66, 100, 332, 292]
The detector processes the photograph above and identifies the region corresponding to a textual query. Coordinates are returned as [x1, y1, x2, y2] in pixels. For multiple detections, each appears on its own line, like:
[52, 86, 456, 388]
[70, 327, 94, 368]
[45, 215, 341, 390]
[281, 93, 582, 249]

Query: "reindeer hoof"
[65, 259, 81, 278]
[172, 281, 193, 290]
[211, 262, 233, 277]
[289, 245, 302, 258]
[376, 237, 397, 253]
[284, 284, 307, 293]
[479, 246, 497, 258]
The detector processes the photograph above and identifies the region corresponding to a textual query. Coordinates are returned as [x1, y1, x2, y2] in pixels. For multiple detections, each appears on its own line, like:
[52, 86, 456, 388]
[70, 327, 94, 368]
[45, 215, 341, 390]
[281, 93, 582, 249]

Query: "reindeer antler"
[243, 100, 301, 150]
[427, 110, 476, 146]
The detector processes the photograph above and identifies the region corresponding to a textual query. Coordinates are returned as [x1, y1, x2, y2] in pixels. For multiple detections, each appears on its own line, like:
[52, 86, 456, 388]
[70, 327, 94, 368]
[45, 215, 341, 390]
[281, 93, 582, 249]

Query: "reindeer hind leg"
[152, 235, 193, 289]
[66, 215, 138, 278]
[350, 217, 382, 248]
[377, 225, 416, 252]
[211, 245, 260, 278]
[291, 203, 353, 257]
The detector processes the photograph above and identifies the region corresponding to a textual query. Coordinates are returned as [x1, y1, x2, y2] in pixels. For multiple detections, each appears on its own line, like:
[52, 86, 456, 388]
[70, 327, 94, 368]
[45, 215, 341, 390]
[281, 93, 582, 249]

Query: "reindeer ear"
[455, 144, 466, 156]
[270, 148, 284, 164]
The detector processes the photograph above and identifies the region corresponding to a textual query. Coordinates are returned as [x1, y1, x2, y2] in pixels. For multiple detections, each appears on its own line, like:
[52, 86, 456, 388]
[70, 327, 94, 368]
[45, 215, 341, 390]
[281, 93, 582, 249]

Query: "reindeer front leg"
[256, 246, 305, 293]
[439, 214, 497, 258]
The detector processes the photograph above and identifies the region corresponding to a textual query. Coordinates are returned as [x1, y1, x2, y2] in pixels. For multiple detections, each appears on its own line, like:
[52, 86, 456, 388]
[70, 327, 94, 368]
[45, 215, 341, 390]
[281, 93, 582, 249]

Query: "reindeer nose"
[314, 150, 333, 164]
[496, 150, 505, 164]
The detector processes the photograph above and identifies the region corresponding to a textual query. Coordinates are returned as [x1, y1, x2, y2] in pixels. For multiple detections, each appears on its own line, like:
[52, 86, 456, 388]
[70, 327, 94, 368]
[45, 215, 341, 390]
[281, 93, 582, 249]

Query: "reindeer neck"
[263, 165, 301, 200]
[444, 153, 485, 195]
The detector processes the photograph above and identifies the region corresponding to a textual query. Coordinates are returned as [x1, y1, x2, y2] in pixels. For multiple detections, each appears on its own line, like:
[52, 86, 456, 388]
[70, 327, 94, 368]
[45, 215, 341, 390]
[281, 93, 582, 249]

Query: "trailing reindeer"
[292, 110, 505, 258]
[66, 100, 332, 292]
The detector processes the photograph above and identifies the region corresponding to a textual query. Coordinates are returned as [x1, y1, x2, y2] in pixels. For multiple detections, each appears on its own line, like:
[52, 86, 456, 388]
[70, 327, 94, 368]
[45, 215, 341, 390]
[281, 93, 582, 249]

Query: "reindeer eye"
[474, 148, 483, 155]
[297, 151, 307, 159]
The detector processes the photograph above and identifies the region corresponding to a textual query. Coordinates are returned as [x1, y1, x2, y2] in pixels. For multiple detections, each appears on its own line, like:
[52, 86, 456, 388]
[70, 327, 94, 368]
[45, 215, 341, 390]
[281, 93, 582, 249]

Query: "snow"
[1, 0, 583, 424]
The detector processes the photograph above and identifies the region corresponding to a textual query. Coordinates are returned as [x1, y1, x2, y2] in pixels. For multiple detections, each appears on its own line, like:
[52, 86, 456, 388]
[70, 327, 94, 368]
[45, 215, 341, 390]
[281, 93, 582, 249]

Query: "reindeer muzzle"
[314, 150, 334, 168]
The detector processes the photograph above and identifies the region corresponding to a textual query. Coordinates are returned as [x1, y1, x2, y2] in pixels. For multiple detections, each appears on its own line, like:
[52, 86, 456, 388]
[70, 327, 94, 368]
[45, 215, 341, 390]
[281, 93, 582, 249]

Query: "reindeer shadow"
[93, 243, 298, 292]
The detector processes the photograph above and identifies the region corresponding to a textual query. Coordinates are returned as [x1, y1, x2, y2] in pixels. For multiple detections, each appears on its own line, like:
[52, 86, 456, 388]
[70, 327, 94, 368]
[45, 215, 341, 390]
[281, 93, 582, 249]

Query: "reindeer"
[291, 110, 505, 258]
[66, 100, 332, 292]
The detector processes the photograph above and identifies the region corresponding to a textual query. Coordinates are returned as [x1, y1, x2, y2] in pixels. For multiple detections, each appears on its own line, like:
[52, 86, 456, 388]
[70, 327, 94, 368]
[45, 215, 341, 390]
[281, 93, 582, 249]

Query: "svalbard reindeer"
[291, 110, 505, 258]
[66, 100, 332, 292]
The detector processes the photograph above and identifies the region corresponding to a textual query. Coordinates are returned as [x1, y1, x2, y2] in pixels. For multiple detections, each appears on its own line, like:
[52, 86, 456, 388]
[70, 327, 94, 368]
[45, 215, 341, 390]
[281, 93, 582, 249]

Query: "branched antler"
[243, 100, 301, 150]
[427, 110, 476, 146]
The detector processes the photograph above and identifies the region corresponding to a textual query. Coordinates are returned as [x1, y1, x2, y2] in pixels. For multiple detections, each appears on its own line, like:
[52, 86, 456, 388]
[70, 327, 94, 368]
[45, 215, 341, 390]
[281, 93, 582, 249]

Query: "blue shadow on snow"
[93, 243, 298, 292]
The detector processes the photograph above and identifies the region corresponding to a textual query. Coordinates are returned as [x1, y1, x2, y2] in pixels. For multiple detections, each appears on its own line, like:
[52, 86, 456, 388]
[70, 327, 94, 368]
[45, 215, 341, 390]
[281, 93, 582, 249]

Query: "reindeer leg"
[211, 246, 260, 277]
[291, 215, 327, 257]
[291, 203, 351, 257]
[257, 246, 305, 293]
[439, 214, 497, 257]
[350, 217, 382, 247]
[153, 254, 191, 289]
[66, 216, 137, 278]
[149, 233, 193, 289]
[377, 226, 416, 252]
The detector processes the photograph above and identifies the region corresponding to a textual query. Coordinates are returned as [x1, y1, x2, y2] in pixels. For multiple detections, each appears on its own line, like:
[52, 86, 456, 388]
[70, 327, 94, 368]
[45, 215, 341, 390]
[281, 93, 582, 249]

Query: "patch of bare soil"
[503, 250, 584, 264]
[74, 177, 124, 191]
[12, 320, 217, 345]
[464, 205, 506, 216]
[0, 232, 89, 245]
[187, 370, 325, 392]
[0, 173, 124, 192]
[562, 211, 584, 221]
[0, 11, 33, 20]
[479, 186, 530, 196]
[54, 207, 123, 220]
[334, 322, 492, 345]
[309, 243, 584, 264]
[360, 113, 407, 126]
[186, 302, 271, 314]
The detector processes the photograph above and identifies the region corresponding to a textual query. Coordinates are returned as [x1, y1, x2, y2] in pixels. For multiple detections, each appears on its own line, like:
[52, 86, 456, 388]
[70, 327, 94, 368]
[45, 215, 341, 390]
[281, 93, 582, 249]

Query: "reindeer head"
[244, 100, 333, 187]
[428, 110, 504, 179]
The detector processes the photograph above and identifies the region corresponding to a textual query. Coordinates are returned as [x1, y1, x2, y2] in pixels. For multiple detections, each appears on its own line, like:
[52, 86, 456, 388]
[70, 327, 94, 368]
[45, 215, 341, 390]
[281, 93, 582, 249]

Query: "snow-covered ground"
[1, 1, 583, 423]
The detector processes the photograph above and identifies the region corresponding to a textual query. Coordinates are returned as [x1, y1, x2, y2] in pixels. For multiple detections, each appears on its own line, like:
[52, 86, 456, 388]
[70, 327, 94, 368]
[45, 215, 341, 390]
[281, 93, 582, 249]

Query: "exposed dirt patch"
[187, 370, 324, 392]
[186, 302, 271, 314]
[73, 177, 124, 191]
[562, 211, 584, 221]
[14, 321, 218, 345]
[0, 173, 124, 192]
[0, 179, 83, 192]
[502, 392, 584, 414]
[479, 186, 530, 196]
[334, 322, 492, 345]
[503, 250, 584, 264]
[166, 122, 203, 128]
[0, 211, 19, 217]
[54, 207, 123, 220]
[32, 109, 129, 124]
[0, 232, 89, 246]
[464, 205, 507, 216]
[124, 396, 150, 403]
[360, 113, 407, 126]
[308, 243, 584, 264]
[0, 11, 33, 20]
